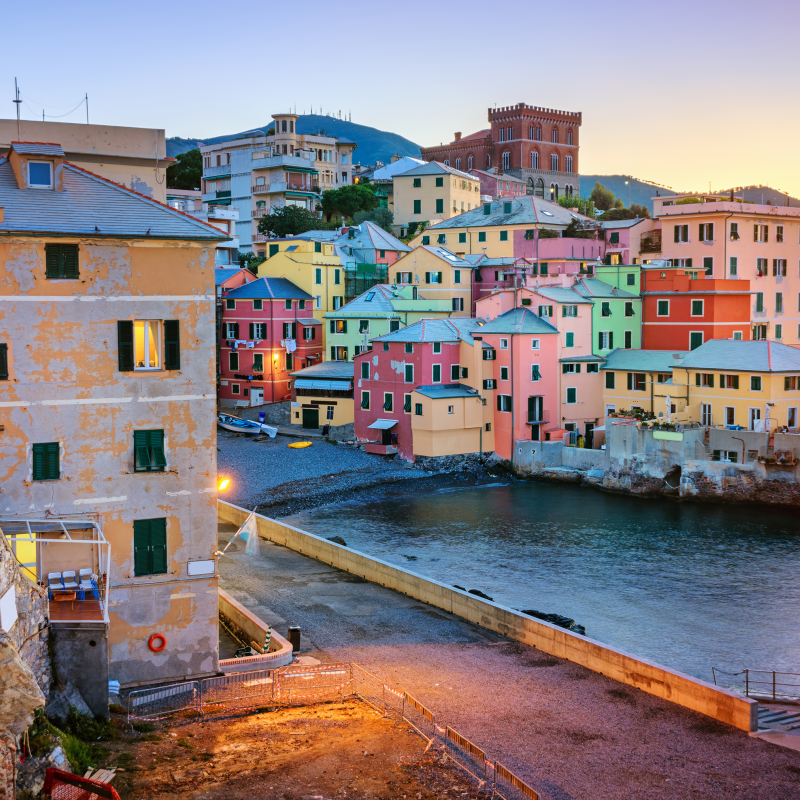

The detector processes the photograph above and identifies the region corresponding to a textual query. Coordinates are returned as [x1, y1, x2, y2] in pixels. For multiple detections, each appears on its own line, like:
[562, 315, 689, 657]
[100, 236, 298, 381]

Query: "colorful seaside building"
[219, 277, 322, 406]
[573, 276, 643, 354]
[289, 360, 355, 430]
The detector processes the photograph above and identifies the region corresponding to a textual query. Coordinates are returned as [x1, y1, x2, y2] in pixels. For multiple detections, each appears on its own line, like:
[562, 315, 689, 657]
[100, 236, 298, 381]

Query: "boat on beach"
[217, 413, 277, 438]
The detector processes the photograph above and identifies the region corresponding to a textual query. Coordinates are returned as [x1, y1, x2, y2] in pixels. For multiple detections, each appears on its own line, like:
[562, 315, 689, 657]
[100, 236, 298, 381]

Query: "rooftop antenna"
[85, 93, 89, 124]
[13, 78, 21, 138]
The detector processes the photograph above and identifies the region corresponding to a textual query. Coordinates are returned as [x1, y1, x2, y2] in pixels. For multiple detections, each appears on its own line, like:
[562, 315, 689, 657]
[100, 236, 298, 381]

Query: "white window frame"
[701, 403, 712, 426]
[500, 338, 509, 350]
[448, 405, 454, 414]
[500, 366, 509, 381]
[315, 295, 322, 309]
[605, 404, 616, 416]
[748, 407, 761, 431]
[788, 407, 798, 428]
[28, 161, 53, 189]
[531, 364, 541, 381]
[531, 339, 540, 350]
[599, 331, 612, 350]
[134, 320, 162, 371]
[724, 406, 735, 426]
[565, 387, 577, 404]
[432, 363, 442, 383]
[729, 256, 738, 277]
[657, 299, 670, 317]
[691, 299, 705, 317]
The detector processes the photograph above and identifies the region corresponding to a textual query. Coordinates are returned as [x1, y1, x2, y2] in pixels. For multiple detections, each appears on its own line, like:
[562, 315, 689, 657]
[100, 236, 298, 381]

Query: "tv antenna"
[13, 78, 21, 138]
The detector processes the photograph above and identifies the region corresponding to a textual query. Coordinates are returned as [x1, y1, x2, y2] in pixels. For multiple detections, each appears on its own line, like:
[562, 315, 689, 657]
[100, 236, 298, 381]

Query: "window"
[383, 393, 393, 412]
[531, 151, 539, 169]
[133, 518, 167, 576]
[484, 378, 497, 389]
[753, 324, 767, 340]
[755, 292, 764, 312]
[699, 223, 714, 241]
[733, 331, 743, 340]
[32, 442, 59, 481]
[134, 429, 167, 473]
[361, 361, 370, 380]
[451, 364, 461, 381]
[485, 423, 492, 432]
[413, 178, 421, 188]
[696, 373, 714, 387]
[754, 224, 768, 243]
[586, 363, 599, 374]
[624, 331, 632, 349]
[315, 295, 322, 310]
[404, 342, 414, 354]
[499, 230, 509, 242]
[605, 372, 615, 389]
[414, 200, 421, 215]
[437, 234, 446, 245]
[562, 305, 578, 317]
[28, 160, 53, 189]
[789, 407, 798, 428]
[436, 199, 444, 214]
[598, 331, 613, 350]
[330, 345, 348, 360]
[315, 268, 322, 284]
[550, 154, 559, 171]
[565, 155, 573, 173]
[690, 332, 703, 350]
[724, 407, 736, 426]
[757, 258, 768, 277]
[500, 366, 509, 381]
[722, 374, 739, 389]
[538, 305, 553, 318]
[224, 322, 238, 339]
[425, 271, 443, 284]
[777, 225, 784, 243]
[562, 363, 579, 374]
[627, 373, 646, 391]
[334, 269, 341, 285]
[415, 402, 423, 416]
[404, 394, 412, 413]
[626, 274, 635, 286]
[502, 151, 511, 170]
[674, 225, 689, 243]
[729, 256, 738, 277]
[776, 324, 783, 339]
[526, 363, 540, 382]
[566, 387, 577, 404]
[405, 364, 414, 383]
[776, 292, 784, 313]
[229, 351, 239, 371]
[250, 322, 266, 339]
[703, 257, 713, 275]
[360, 391, 370, 409]
[691, 300, 704, 316]
[253, 353, 264, 371]
[500, 338, 509, 349]
[452, 297, 464, 312]
[774, 259, 787, 277]
[45, 243, 79, 279]
[624, 301, 635, 317]
[729, 222, 739, 241]
[565, 332, 574, 348]
[552, 128, 559, 143]
[478, 232, 487, 243]
[483, 349, 496, 361]
[657, 300, 670, 317]
[359, 320, 369, 334]
[225, 298, 236, 310]
[252, 299, 263, 312]
[232, 384, 240, 394]
[432, 364, 441, 383]
[751, 376, 762, 391]
[497, 395, 512, 412]
[135, 320, 161, 370]
[531, 339, 540, 350]
[0, 343, 7, 381]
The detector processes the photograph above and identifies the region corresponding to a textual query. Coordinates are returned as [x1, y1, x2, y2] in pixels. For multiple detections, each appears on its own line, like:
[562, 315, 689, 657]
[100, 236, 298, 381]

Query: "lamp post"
[625, 179, 630, 209]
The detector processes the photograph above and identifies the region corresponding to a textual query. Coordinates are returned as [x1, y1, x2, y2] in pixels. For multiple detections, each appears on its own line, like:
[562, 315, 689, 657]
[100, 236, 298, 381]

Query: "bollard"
[258, 412, 266, 424]
[288, 626, 301, 652]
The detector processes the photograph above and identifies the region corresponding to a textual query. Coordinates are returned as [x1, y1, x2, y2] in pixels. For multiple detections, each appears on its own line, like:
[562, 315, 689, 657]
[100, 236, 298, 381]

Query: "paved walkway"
[217, 521, 800, 800]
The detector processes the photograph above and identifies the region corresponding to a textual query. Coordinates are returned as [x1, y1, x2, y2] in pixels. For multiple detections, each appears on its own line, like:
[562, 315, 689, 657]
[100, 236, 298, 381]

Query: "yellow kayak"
[288, 441, 313, 449]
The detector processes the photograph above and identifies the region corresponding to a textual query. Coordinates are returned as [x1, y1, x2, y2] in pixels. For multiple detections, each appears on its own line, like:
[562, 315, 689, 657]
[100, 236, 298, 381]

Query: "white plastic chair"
[78, 569, 96, 599]
[62, 570, 78, 591]
[47, 573, 63, 600]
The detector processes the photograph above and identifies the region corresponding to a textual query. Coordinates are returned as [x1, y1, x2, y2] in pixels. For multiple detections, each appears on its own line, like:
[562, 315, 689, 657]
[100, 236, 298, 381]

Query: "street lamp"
[625, 179, 630, 209]
[218, 477, 231, 491]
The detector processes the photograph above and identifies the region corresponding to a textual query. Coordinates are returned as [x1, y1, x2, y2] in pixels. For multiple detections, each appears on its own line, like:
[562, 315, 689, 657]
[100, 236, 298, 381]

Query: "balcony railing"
[203, 163, 232, 179]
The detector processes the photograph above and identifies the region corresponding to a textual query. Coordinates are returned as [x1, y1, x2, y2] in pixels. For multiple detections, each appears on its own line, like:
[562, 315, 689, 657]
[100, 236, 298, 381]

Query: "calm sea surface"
[284, 480, 800, 683]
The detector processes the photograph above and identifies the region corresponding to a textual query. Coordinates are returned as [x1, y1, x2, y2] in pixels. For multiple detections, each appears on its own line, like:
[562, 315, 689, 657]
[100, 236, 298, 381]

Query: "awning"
[294, 379, 351, 391]
[593, 425, 606, 432]
[368, 419, 398, 430]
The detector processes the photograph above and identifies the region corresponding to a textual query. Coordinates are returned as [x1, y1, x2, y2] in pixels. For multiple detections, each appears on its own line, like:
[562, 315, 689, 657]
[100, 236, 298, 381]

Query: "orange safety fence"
[42, 768, 121, 800]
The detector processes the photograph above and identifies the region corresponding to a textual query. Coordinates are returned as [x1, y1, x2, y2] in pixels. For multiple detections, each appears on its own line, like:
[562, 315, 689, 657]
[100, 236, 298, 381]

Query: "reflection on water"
[284, 481, 800, 682]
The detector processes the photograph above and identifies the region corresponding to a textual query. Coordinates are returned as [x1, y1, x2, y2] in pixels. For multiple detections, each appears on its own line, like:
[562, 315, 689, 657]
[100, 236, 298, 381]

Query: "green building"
[574, 276, 642, 355]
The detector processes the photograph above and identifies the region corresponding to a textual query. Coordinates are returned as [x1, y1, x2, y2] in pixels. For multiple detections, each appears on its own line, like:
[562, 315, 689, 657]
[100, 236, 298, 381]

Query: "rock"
[0, 634, 46, 741]
[47, 681, 92, 721]
[520, 609, 586, 635]
[468, 589, 494, 601]
[48, 745, 72, 772]
[453, 585, 467, 592]
[326, 536, 348, 547]
[16, 746, 73, 797]
[402, 555, 417, 561]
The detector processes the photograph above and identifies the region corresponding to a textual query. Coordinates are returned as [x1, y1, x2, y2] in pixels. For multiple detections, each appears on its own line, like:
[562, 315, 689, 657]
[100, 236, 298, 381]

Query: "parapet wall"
[218, 501, 757, 732]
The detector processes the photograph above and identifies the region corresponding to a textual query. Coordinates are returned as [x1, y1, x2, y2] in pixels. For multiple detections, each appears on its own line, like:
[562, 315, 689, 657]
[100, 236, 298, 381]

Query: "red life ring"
[148, 633, 167, 652]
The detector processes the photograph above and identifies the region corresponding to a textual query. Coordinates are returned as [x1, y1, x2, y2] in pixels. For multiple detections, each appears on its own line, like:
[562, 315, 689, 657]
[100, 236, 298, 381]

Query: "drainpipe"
[270, 297, 275, 403]
[649, 371, 654, 413]
[732, 436, 745, 464]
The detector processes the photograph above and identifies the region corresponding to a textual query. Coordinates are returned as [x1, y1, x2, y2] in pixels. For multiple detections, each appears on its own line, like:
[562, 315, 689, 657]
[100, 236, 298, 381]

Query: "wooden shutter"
[150, 430, 167, 468]
[732, 375, 739, 389]
[249, 323, 255, 339]
[164, 320, 180, 370]
[283, 323, 289, 339]
[118, 321, 134, 371]
[330, 346, 335, 360]
[0, 343, 7, 380]
[608, 332, 613, 349]
[403, 395, 411, 412]
[32, 444, 45, 481]
[497, 395, 502, 411]
[696, 373, 701, 386]
[598, 332, 603, 350]
[330, 320, 335, 333]
[532, 365, 540, 381]
[45, 244, 61, 278]
[291, 322, 297, 339]
[134, 430, 152, 471]
[708, 375, 714, 388]
[674, 226, 680, 243]
[150, 519, 167, 574]
[133, 520, 152, 576]
[425, 272, 431, 284]
[342, 321, 347, 334]
[437, 272, 443, 283]
[62, 245, 79, 278]
[32, 442, 59, 480]
[627, 373, 633, 390]
[786, 377, 791, 391]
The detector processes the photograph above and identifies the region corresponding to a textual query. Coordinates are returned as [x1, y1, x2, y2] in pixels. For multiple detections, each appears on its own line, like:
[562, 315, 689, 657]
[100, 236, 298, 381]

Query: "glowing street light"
[218, 477, 231, 491]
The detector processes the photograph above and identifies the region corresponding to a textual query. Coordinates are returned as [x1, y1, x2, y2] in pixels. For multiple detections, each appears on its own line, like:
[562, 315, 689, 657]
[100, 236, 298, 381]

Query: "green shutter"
[696, 373, 701, 386]
[627, 373, 633, 390]
[576, 364, 581, 373]
[330, 346, 335, 360]
[45, 244, 61, 278]
[330, 320, 335, 334]
[0, 343, 7, 380]
[436, 199, 443, 213]
[562, 364, 569, 374]
[438, 272, 443, 283]
[164, 320, 180, 370]
[269, 244, 279, 257]
[341, 321, 347, 334]
[712, 450, 721, 462]
[32, 442, 60, 481]
[45, 244, 79, 279]
[405, 365, 413, 382]
[361, 392, 369, 409]
[497, 395, 502, 411]
[134, 430, 152, 471]
[708, 375, 714, 388]
[403, 395, 411, 412]
[133, 520, 152, 576]
[150, 430, 167, 468]
[425, 272, 430, 284]
[62, 245, 79, 279]
[605, 372, 614, 389]
[532, 365, 541, 380]
[733, 375, 739, 389]
[118, 321, 134, 371]
[249, 323, 255, 339]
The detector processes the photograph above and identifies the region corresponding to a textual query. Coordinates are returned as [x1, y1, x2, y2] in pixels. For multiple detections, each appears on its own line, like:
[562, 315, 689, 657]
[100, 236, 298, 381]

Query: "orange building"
[641, 263, 751, 350]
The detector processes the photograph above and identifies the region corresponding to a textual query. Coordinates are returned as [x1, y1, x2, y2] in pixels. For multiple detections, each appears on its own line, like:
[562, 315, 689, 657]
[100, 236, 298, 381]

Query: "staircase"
[757, 706, 800, 731]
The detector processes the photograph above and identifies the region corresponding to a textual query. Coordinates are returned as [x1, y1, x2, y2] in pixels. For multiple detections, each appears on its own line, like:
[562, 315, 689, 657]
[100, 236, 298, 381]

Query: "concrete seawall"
[218, 500, 757, 732]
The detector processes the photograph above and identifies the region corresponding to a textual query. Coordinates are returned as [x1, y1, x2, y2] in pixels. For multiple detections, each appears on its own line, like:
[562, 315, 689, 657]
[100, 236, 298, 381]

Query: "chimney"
[454, 132, 462, 142]
[390, 153, 401, 163]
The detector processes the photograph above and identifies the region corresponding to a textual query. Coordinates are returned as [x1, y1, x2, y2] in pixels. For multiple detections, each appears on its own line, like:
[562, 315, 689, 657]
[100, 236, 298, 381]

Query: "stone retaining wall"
[218, 501, 758, 732]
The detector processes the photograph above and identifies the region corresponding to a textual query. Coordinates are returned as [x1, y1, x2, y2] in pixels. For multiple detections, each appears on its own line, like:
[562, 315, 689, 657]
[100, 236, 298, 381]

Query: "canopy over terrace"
[0, 516, 111, 623]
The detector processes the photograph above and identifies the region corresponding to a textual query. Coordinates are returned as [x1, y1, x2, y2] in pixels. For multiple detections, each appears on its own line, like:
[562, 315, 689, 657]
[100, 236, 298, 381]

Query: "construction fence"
[126, 661, 540, 799]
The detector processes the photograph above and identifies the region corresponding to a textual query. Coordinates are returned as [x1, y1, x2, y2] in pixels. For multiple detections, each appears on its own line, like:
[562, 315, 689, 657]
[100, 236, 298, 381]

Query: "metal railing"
[127, 680, 201, 721]
[712, 667, 800, 701]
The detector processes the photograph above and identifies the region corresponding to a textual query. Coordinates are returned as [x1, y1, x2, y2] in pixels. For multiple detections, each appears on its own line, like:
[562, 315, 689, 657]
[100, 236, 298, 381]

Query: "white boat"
[217, 413, 277, 438]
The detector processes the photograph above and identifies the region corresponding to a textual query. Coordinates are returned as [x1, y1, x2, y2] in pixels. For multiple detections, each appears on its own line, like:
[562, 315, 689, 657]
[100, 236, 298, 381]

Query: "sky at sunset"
[2, 0, 798, 196]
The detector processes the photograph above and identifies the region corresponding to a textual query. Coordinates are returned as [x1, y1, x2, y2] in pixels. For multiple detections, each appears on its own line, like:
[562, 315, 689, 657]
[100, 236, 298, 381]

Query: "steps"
[757, 706, 800, 731]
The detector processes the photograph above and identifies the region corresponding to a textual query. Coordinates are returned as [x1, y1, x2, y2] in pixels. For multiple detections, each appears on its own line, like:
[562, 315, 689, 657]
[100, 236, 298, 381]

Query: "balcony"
[203, 163, 232, 179]
[641, 231, 662, 254]
[251, 153, 318, 172]
[202, 190, 231, 202]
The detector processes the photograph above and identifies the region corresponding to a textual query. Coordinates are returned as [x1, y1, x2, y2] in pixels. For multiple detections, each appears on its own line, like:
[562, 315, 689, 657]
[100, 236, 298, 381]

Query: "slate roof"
[677, 340, 800, 372]
[337, 221, 410, 253]
[574, 278, 639, 300]
[325, 284, 441, 317]
[599, 219, 649, 229]
[418, 246, 473, 267]
[560, 355, 606, 362]
[11, 142, 65, 156]
[414, 383, 481, 399]
[602, 349, 687, 372]
[372, 157, 426, 182]
[394, 161, 475, 181]
[536, 286, 593, 305]
[463, 254, 523, 266]
[291, 230, 340, 242]
[426, 195, 593, 231]
[215, 267, 246, 286]
[290, 361, 354, 380]
[0, 153, 228, 241]
[373, 317, 483, 345]
[456, 129, 491, 143]
[224, 276, 312, 300]
[476, 307, 559, 335]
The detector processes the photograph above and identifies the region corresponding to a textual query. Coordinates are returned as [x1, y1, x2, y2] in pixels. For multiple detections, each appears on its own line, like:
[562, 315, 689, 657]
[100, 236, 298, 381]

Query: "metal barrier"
[444, 726, 487, 785]
[274, 663, 352, 706]
[43, 768, 121, 800]
[127, 680, 201, 722]
[402, 692, 437, 743]
[712, 667, 800, 701]
[352, 663, 392, 715]
[493, 761, 540, 800]
[201, 669, 276, 714]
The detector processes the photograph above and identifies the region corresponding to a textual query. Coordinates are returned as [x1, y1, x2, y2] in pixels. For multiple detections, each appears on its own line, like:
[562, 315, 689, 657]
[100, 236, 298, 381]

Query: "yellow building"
[289, 361, 354, 430]
[671, 340, 800, 430]
[408, 194, 588, 258]
[601, 350, 688, 417]
[393, 161, 480, 229]
[390, 245, 474, 315]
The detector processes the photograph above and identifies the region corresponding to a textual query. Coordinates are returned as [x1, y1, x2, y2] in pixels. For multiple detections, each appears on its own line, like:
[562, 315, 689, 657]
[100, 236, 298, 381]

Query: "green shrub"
[60, 733, 110, 776]
[133, 722, 156, 733]
[56, 705, 116, 741]
[538, 228, 559, 239]
[108, 703, 125, 715]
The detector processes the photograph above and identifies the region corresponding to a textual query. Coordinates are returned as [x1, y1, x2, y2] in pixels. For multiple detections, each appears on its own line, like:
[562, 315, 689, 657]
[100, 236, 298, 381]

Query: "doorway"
[585, 422, 595, 449]
[749, 407, 761, 431]
[251, 388, 263, 407]
[302, 407, 319, 429]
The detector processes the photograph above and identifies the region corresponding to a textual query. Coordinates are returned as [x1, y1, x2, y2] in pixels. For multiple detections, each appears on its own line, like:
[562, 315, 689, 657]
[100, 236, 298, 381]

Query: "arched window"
[455, 157, 461, 170]
[282, 120, 287, 133]
[551, 153, 559, 171]
[535, 178, 545, 198]
[502, 151, 511, 170]
[527, 177, 535, 195]
[567, 130, 573, 145]
[536, 126, 542, 141]
[550, 183, 559, 200]
[565, 155, 573, 173]
[467, 155, 473, 170]
[444, 158, 450, 166]
[529, 126, 534, 140]
[566, 185, 573, 197]
[531, 151, 539, 169]
[552, 128, 558, 143]
[486, 154, 491, 169]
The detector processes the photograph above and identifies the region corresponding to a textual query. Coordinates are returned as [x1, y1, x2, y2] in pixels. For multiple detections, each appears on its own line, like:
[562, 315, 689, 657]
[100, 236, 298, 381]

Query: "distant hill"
[579, 175, 676, 213]
[715, 185, 800, 208]
[167, 115, 422, 167]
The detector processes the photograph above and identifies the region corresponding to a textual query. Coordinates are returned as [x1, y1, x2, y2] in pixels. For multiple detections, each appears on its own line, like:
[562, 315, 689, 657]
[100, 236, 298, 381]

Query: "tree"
[353, 207, 394, 233]
[319, 184, 378, 221]
[257, 205, 320, 239]
[614, 197, 624, 209]
[629, 203, 651, 219]
[238, 251, 266, 274]
[599, 207, 637, 221]
[563, 219, 597, 239]
[166, 148, 202, 190]
[556, 195, 596, 218]
[589, 181, 616, 211]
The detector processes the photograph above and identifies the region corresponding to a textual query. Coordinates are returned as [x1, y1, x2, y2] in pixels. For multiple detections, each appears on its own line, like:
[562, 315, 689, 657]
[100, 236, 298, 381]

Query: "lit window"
[134, 321, 161, 370]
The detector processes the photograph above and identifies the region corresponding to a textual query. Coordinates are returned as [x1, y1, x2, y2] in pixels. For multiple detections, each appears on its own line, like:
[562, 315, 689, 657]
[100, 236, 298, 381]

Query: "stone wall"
[237, 401, 291, 426]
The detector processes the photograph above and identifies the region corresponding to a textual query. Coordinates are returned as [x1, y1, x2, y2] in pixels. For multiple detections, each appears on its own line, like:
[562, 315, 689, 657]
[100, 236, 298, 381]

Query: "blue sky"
[2, 0, 798, 195]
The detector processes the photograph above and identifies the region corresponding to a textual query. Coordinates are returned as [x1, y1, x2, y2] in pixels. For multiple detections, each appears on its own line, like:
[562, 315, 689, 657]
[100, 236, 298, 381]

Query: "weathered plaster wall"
[50, 625, 108, 718]
[0, 237, 219, 686]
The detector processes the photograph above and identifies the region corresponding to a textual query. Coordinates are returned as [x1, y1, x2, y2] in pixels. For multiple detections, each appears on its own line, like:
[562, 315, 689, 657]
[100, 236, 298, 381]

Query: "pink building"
[219, 277, 323, 406]
[468, 168, 527, 199]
